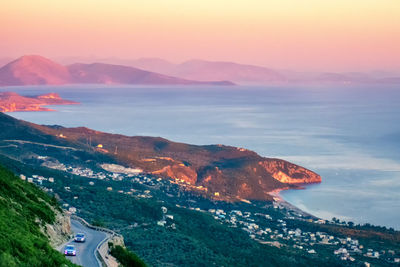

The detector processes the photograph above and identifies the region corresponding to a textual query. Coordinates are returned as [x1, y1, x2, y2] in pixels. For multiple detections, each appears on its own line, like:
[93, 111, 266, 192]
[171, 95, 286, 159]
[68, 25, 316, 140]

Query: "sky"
[1, 0, 399, 72]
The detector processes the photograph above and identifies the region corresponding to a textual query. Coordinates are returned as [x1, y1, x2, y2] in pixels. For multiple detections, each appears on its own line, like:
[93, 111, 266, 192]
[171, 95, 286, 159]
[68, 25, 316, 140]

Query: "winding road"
[61, 219, 108, 267]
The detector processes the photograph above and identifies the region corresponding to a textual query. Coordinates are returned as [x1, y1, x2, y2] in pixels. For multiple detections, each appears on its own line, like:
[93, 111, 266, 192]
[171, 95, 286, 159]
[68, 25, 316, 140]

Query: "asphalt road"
[62, 219, 108, 267]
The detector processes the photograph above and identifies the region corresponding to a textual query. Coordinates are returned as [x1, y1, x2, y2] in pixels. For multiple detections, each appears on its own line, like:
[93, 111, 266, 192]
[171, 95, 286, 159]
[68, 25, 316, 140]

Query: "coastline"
[1, 105, 56, 112]
[0, 91, 79, 113]
[268, 188, 318, 219]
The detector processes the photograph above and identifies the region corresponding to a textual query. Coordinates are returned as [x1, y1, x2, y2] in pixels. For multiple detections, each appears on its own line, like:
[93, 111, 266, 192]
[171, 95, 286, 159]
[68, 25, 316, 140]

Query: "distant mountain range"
[0, 55, 399, 86]
[127, 58, 400, 85]
[0, 55, 233, 86]
[128, 58, 286, 84]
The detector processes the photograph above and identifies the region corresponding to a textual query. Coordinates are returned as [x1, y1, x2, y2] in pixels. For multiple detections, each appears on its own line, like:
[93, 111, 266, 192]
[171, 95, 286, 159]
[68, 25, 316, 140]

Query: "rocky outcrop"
[44, 210, 72, 247]
[258, 160, 322, 184]
[152, 164, 198, 184]
[108, 235, 125, 247]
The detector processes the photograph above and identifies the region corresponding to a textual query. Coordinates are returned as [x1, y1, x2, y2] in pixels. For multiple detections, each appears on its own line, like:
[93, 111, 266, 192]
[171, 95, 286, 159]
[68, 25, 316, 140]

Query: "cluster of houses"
[102, 185, 155, 199]
[19, 174, 78, 214]
[39, 156, 215, 200]
[200, 205, 400, 265]
[68, 166, 104, 179]
[157, 206, 176, 229]
[40, 156, 120, 180]
[333, 237, 363, 261]
[61, 203, 77, 214]
[334, 239, 400, 264]
[362, 248, 400, 264]
[20, 174, 54, 185]
[131, 176, 163, 187]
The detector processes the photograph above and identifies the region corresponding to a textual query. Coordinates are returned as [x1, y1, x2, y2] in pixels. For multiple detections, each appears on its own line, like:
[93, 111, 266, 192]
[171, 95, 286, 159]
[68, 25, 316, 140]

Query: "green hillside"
[0, 165, 76, 267]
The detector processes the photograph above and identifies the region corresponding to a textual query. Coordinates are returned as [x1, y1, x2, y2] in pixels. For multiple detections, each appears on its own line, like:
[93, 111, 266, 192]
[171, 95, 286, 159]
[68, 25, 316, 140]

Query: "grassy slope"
[0, 165, 77, 267]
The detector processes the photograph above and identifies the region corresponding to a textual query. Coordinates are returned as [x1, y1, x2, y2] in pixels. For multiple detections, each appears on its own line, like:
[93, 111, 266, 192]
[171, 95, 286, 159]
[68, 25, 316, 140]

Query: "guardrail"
[96, 237, 108, 267]
[70, 215, 122, 267]
[70, 215, 122, 237]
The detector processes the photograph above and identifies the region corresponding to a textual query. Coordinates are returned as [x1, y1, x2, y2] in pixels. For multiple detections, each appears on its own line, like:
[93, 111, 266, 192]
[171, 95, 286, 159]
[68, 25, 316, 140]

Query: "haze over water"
[4, 85, 400, 229]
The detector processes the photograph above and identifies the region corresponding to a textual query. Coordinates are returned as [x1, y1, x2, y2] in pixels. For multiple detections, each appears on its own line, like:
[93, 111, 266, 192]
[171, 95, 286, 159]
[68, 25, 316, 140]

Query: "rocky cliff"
[43, 210, 72, 247]
[258, 160, 320, 184]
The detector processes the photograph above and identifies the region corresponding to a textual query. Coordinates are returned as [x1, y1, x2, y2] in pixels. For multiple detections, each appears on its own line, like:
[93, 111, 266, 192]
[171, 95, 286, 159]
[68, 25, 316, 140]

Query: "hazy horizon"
[1, 0, 399, 73]
[0, 54, 399, 76]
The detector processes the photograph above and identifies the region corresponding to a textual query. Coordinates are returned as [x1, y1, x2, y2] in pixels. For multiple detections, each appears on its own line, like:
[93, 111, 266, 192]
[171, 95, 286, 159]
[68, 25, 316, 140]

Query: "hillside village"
[22, 154, 400, 266]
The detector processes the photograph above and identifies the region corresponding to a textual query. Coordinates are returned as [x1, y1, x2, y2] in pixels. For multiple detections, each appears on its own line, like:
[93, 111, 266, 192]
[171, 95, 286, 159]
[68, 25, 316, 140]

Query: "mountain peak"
[15, 54, 54, 62]
[0, 55, 71, 86]
[9, 55, 66, 70]
[5, 55, 63, 71]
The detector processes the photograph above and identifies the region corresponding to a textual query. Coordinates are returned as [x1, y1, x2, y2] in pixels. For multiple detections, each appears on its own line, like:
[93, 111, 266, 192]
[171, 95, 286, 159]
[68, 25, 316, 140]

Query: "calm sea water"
[3, 84, 400, 229]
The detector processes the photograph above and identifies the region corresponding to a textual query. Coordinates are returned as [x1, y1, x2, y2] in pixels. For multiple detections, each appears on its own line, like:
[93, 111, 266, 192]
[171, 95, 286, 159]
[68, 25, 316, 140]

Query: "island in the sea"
[0, 92, 79, 112]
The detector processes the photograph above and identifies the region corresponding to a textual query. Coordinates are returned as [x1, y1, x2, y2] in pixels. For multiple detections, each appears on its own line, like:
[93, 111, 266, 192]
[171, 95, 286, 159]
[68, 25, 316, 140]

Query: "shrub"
[110, 245, 147, 267]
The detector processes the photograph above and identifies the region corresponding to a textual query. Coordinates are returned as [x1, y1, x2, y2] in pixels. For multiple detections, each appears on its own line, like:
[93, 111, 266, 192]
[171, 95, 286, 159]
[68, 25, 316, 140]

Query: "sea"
[2, 84, 400, 229]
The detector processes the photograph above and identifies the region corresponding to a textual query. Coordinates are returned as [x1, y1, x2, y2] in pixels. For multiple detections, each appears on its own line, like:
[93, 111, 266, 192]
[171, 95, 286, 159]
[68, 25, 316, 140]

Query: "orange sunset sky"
[1, 0, 399, 72]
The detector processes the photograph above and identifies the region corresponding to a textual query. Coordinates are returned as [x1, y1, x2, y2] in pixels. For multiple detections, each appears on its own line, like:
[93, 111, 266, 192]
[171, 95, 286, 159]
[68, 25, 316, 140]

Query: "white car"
[74, 233, 86, 243]
[64, 245, 76, 256]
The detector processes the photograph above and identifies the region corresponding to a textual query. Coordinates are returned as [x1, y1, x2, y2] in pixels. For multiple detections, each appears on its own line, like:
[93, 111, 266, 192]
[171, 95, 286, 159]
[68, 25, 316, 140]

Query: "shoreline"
[0, 91, 79, 113]
[268, 188, 319, 219]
